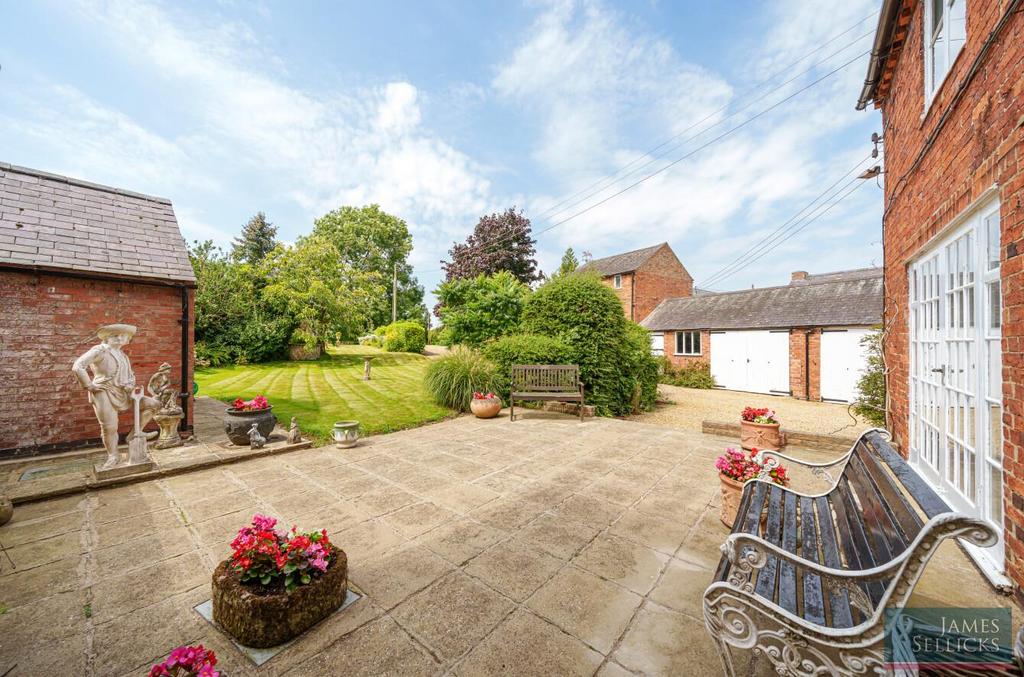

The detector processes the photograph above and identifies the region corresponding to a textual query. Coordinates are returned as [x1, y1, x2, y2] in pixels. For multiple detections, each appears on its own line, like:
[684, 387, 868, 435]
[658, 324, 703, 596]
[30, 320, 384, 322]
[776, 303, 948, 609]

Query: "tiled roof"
[0, 162, 195, 284]
[792, 266, 883, 285]
[578, 242, 667, 276]
[641, 268, 883, 331]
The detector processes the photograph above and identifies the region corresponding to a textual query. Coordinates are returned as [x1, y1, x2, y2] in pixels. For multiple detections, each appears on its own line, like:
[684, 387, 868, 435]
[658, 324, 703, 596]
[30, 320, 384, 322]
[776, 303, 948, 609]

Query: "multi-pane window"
[613, 274, 622, 289]
[675, 330, 701, 356]
[924, 0, 966, 103]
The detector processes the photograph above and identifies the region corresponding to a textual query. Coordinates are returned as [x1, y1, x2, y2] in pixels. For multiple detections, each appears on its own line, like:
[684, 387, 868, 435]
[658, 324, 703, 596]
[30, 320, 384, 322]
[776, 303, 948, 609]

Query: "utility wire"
[430, 47, 871, 275]
[697, 153, 874, 288]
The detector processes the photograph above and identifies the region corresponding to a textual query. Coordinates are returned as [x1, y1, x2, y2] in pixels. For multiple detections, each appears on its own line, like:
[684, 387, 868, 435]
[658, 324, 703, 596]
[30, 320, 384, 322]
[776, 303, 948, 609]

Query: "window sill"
[673, 353, 702, 357]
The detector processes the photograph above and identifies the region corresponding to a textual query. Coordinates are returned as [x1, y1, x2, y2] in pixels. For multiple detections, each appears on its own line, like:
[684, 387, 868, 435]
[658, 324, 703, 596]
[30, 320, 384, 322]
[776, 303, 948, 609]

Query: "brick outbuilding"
[578, 242, 693, 322]
[858, 0, 1024, 589]
[0, 163, 196, 457]
[641, 268, 883, 403]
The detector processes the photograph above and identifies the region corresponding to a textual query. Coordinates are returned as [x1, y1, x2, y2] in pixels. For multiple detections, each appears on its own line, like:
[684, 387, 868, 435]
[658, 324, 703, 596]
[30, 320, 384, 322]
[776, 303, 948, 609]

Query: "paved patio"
[0, 412, 1017, 675]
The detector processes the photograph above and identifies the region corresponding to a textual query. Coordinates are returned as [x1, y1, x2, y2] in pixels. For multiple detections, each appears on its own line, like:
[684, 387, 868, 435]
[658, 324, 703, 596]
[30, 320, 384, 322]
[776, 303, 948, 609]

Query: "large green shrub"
[854, 328, 886, 426]
[519, 273, 657, 415]
[659, 359, 716, 389]
[424, 347, 504, 411]
[435, 271, 531, 346]
[428, 326, 453, 346]
[482, 334, 571, 399]
[380, 320, 426, 353]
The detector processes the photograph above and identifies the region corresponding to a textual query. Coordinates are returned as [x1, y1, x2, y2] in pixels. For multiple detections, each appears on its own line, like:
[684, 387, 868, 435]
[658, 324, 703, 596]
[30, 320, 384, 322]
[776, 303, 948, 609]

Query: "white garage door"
[820, 328, 873, 403]
[710, 330, 790, 395]
[649, 332, 664, 356]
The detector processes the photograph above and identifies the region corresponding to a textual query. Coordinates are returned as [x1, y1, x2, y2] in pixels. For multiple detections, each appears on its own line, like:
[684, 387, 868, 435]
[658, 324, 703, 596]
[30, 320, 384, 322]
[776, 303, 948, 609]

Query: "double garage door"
[708, 328, 871, 401]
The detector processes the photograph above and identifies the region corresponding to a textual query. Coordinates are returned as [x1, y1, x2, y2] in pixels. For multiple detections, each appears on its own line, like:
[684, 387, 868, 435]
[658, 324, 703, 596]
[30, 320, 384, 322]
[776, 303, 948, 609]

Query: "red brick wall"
[785, 329, 822, 400]
[662, 330, 712, 368]
[633, 246, 693, 322]
[0, 270, 195, 455]
[878, 2, 1024, 583]
[600, 272, 635, 320]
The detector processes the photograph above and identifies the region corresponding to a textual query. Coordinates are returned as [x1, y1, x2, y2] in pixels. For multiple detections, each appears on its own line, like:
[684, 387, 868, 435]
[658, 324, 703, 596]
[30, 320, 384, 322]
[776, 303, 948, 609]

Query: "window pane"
[989, 281, 1001, 329]
[989, 403, 1003, 460]
[949, 0, 966, 58]
[693, 332, 701, 355]
[931, 0, 945, 31]
[932, 24, 947, 86]
[676, 332, 684, 354]
[987, 214, 1001, 270]
[988, 339, 1002, 399]
[990, 464, 1003, 525]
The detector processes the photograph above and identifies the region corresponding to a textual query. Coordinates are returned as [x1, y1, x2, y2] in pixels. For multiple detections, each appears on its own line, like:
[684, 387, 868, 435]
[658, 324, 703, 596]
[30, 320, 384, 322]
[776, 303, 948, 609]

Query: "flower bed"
[212, 515, 348, 648]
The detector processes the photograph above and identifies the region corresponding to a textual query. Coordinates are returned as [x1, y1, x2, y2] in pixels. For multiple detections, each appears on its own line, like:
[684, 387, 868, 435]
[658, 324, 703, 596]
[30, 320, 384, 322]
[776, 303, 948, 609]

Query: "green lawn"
[195, 344, 452, 441]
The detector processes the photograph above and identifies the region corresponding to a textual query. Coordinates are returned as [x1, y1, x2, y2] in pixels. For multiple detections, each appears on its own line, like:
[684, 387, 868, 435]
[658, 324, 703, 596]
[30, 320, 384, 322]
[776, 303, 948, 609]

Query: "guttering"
[856, 0, 902, 110]
[179, 287, 191, 433]
[0, 262, 197, 288]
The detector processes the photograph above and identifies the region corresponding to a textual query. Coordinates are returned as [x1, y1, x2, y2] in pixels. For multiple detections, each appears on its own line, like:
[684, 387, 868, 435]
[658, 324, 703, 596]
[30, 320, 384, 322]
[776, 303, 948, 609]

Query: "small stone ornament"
[287, 416, 301, 444]
[248, 422, 267, 449]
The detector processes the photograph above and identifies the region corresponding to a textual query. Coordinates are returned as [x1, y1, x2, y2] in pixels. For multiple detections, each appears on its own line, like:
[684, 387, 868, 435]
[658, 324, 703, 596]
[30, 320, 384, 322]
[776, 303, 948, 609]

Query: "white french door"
[908, 197, 1004, 573]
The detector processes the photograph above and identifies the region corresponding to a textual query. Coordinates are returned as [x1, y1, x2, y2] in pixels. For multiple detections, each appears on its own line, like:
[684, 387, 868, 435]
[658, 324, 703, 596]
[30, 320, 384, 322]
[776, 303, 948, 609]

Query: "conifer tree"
[232, 212, 278, 264]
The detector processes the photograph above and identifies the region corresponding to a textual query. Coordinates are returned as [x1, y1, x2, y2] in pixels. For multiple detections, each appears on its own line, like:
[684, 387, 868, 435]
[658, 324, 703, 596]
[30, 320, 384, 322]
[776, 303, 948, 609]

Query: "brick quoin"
[873, 1, 1024, 587]
[0, 269, 195, 455]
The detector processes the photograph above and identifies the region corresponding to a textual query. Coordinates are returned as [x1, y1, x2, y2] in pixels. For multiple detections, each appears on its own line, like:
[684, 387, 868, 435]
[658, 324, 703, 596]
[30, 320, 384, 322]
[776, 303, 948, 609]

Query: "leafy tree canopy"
[435, 271, 531, 346]
[442, 207, 540, 284]
[231, 212, 278, 264]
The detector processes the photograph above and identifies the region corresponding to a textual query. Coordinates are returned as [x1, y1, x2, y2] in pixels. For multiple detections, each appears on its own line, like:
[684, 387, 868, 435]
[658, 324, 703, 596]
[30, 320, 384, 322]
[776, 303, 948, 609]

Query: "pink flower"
[252, 514, 277, 531]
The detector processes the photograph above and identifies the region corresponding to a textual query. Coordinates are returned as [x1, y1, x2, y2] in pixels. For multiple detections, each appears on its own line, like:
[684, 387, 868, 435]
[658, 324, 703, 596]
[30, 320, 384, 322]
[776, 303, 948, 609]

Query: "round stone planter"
[332, 421, 360, 448]
[211, 546, 348, 648]
[470, 397, 501, 419]
[740, 420, 784, 451]
[0, 496, 13, 527]
[718, 473, 744, 527]
[224, 406, 277, 446]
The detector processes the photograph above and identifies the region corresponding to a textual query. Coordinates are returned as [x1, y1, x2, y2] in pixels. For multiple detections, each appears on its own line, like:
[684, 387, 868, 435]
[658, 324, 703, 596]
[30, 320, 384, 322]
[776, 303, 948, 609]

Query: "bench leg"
[711, 634, 737, 677]
[510, 398, 515, 422]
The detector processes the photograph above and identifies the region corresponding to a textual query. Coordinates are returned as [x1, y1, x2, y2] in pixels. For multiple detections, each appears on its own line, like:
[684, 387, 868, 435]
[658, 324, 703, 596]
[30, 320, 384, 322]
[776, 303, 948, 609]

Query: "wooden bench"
[704, 428, 1009, 675]
[509, 365, 584, 422]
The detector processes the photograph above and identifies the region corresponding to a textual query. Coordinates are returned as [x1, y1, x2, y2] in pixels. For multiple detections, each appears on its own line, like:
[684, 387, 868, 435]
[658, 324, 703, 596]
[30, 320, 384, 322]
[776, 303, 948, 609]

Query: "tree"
[556, 247, 579, 276]
[232, 212, 278, 264]
[854, 328, 886, 426]
[435, 272, 531, 346]
[442, 207, 540, 284]
[261, 236, 384, 349]
[312, 204, 425, 329]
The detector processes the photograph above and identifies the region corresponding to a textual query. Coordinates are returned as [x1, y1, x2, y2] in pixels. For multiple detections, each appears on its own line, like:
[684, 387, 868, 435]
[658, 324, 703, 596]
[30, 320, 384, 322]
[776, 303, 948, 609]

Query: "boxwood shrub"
[481, 333, 571, 399]
[379, 320, 426, 353]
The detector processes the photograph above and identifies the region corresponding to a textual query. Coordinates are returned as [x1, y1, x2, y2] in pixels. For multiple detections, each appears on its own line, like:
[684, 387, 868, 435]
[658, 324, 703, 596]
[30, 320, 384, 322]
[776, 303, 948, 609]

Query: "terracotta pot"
[719, 473, 745, 527]
[224, 406, 277, 446]
[211, 545, 348, 648]
[740, 420, 785, 451]
[470, 397, 502, 419]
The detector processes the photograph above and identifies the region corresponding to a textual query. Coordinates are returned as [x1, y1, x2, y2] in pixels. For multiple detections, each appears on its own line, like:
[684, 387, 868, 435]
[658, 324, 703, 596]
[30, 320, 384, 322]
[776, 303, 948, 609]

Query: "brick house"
[641, 268, 883, 402]
[857, 0, 1023, 588]
[578, 242, 693, 322]
[0, 163, 196, 457]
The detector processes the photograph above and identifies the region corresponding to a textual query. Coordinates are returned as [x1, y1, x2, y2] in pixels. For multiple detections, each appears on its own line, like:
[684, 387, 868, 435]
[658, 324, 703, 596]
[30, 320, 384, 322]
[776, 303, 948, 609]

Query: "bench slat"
[848, 450, 910, 557]
[815, 497, 853, 629]
[714, 482, 768, 582]
[832, 479, 886, 610]
[853, 443, 924, 545]
[865, 430, 950, 518]
[799, 496, 826, 626]
[754, 485, 784, 602]
[778, 492, 799, 615]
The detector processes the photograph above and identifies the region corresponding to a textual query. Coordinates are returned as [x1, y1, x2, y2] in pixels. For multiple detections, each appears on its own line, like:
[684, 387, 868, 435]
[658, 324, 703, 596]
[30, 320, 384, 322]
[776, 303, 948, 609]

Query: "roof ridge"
[0, 162, 172, 205]
[664, 272, 882, 303]
[585, 241, 665, 264]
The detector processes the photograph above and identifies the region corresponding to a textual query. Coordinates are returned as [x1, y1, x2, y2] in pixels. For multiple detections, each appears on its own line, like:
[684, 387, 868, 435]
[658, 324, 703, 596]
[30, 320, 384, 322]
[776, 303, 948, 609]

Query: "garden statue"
[72, 324, 159, 471]
[287, 417, 301, 444]
[148, 362, 184, 449]
[248, 423, 266, 449]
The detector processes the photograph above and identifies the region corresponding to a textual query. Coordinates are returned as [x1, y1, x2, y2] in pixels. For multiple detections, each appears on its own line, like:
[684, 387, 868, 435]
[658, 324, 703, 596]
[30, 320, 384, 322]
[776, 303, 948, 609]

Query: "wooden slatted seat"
[704, 428, 1010, 675]
[509, 365, 584, 421]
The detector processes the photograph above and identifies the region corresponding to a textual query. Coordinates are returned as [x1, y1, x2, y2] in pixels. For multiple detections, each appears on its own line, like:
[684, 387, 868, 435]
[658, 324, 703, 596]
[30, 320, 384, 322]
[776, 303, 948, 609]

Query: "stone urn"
[332, 421, 360, 448]
[740, 420, 785, 451]
[0, 496, 13, 527]
[470, 397, 502, 419]
[224, 406, 277, 446]
[211, 546, 348, 648]
[718, 474, 744, 527]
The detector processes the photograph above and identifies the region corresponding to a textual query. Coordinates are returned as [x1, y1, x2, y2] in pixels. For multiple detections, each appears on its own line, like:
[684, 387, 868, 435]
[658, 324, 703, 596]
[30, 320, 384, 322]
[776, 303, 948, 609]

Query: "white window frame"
[923, 0, 967, 108]
[675, 330, 702, 356]
[613, 274, 622, 289]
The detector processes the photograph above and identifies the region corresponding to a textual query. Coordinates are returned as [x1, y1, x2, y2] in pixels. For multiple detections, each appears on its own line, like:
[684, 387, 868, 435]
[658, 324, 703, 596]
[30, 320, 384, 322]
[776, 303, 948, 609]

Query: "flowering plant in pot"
[223, 395, 276, 445]
[149, 645, 219, 677]
[739, 406, 785, 451]
[211, 514, 348, 648]
[714, 447, 790, 527]
[470, 391, 502, 419]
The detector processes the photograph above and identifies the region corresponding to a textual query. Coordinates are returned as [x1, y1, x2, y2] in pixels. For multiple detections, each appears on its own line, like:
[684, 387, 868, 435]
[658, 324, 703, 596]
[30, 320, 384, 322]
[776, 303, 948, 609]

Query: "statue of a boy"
[72, 324, 160, 469]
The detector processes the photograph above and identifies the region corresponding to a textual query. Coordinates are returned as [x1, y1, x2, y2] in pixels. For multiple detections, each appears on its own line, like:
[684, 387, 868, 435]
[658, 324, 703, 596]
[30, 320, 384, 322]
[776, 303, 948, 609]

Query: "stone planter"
[332, 421, 360, 448]
[718, 473, 744, 527]
[288, 344, 322, 361]
[740, 420, 785, 451]
[224, 406, 277, 446]
[470, 397, 501, 419]
[211, 546, 348, 648]
[0, 496, 12, 527]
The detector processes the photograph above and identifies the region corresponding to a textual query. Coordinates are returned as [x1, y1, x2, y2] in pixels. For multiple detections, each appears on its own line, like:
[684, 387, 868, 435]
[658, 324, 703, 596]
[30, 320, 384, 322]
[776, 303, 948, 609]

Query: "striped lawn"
[195, 344, 452, 442]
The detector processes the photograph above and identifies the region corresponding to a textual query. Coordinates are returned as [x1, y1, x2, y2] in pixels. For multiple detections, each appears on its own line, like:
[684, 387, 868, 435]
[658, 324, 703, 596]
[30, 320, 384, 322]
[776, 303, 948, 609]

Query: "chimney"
[791, 271, 809, 283]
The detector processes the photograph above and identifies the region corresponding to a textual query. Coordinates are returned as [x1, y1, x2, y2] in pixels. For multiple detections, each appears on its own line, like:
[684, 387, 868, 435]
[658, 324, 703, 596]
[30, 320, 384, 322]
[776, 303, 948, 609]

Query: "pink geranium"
[715, 447, 789, 486]
[230, 514, 334, 592]
[232, 395, 270, 411]
[149, 645, 218, 677]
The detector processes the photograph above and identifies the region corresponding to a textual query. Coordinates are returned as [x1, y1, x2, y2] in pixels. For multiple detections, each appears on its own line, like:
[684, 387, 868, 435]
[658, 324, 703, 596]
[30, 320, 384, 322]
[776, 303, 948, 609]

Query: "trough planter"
[470, 397, 502, 419]
[211, 546, 348, 648]
[224, 406, 277, 446]
[740, 420, 785, 451]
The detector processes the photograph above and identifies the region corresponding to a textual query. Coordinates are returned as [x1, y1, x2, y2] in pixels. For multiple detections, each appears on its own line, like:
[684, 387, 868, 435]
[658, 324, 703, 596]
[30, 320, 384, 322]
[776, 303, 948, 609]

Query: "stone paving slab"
[0, 413, 1019, 676]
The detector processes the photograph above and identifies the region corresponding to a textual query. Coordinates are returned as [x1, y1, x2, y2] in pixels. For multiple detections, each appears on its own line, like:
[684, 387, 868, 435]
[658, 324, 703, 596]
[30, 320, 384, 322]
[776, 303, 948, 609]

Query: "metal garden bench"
[509, 364, 584, 422]
[703, 428, 1008, 675]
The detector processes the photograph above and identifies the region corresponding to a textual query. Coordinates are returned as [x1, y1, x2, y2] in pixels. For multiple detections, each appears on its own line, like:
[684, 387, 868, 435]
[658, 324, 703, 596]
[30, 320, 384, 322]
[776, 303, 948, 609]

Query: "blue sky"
[0, 0, 883, 307]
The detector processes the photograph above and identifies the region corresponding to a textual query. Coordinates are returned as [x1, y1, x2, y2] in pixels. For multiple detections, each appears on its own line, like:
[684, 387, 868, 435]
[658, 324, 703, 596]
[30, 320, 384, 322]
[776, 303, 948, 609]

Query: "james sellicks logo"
[884, 607, 1013, 670]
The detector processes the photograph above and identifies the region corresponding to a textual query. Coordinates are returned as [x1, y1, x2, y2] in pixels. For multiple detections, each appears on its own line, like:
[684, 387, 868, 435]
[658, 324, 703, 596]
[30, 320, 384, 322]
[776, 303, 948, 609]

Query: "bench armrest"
[752, 428, 891, 496]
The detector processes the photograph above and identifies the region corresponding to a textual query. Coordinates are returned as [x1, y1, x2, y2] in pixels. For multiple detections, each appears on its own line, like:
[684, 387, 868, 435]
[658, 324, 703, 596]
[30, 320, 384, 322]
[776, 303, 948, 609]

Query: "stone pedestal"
[94, 459, 155, 481]
[153, 411, 184, 449]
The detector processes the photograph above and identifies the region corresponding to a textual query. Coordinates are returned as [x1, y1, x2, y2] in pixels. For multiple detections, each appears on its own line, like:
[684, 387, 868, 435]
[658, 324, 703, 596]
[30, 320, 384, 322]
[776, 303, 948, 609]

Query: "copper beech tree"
[441, 207, 541, 284]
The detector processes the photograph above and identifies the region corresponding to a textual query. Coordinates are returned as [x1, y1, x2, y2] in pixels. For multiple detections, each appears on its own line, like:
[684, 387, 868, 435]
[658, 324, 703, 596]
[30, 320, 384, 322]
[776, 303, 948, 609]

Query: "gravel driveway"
[628, 385, 873, 438]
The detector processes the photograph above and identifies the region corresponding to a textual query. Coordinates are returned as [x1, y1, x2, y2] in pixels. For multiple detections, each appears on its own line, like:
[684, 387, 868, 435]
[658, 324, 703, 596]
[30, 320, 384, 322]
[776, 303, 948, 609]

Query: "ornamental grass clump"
[715, 447, 790, 486]
[424, 346, 504, 411]
[230, 514, 333, 592]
